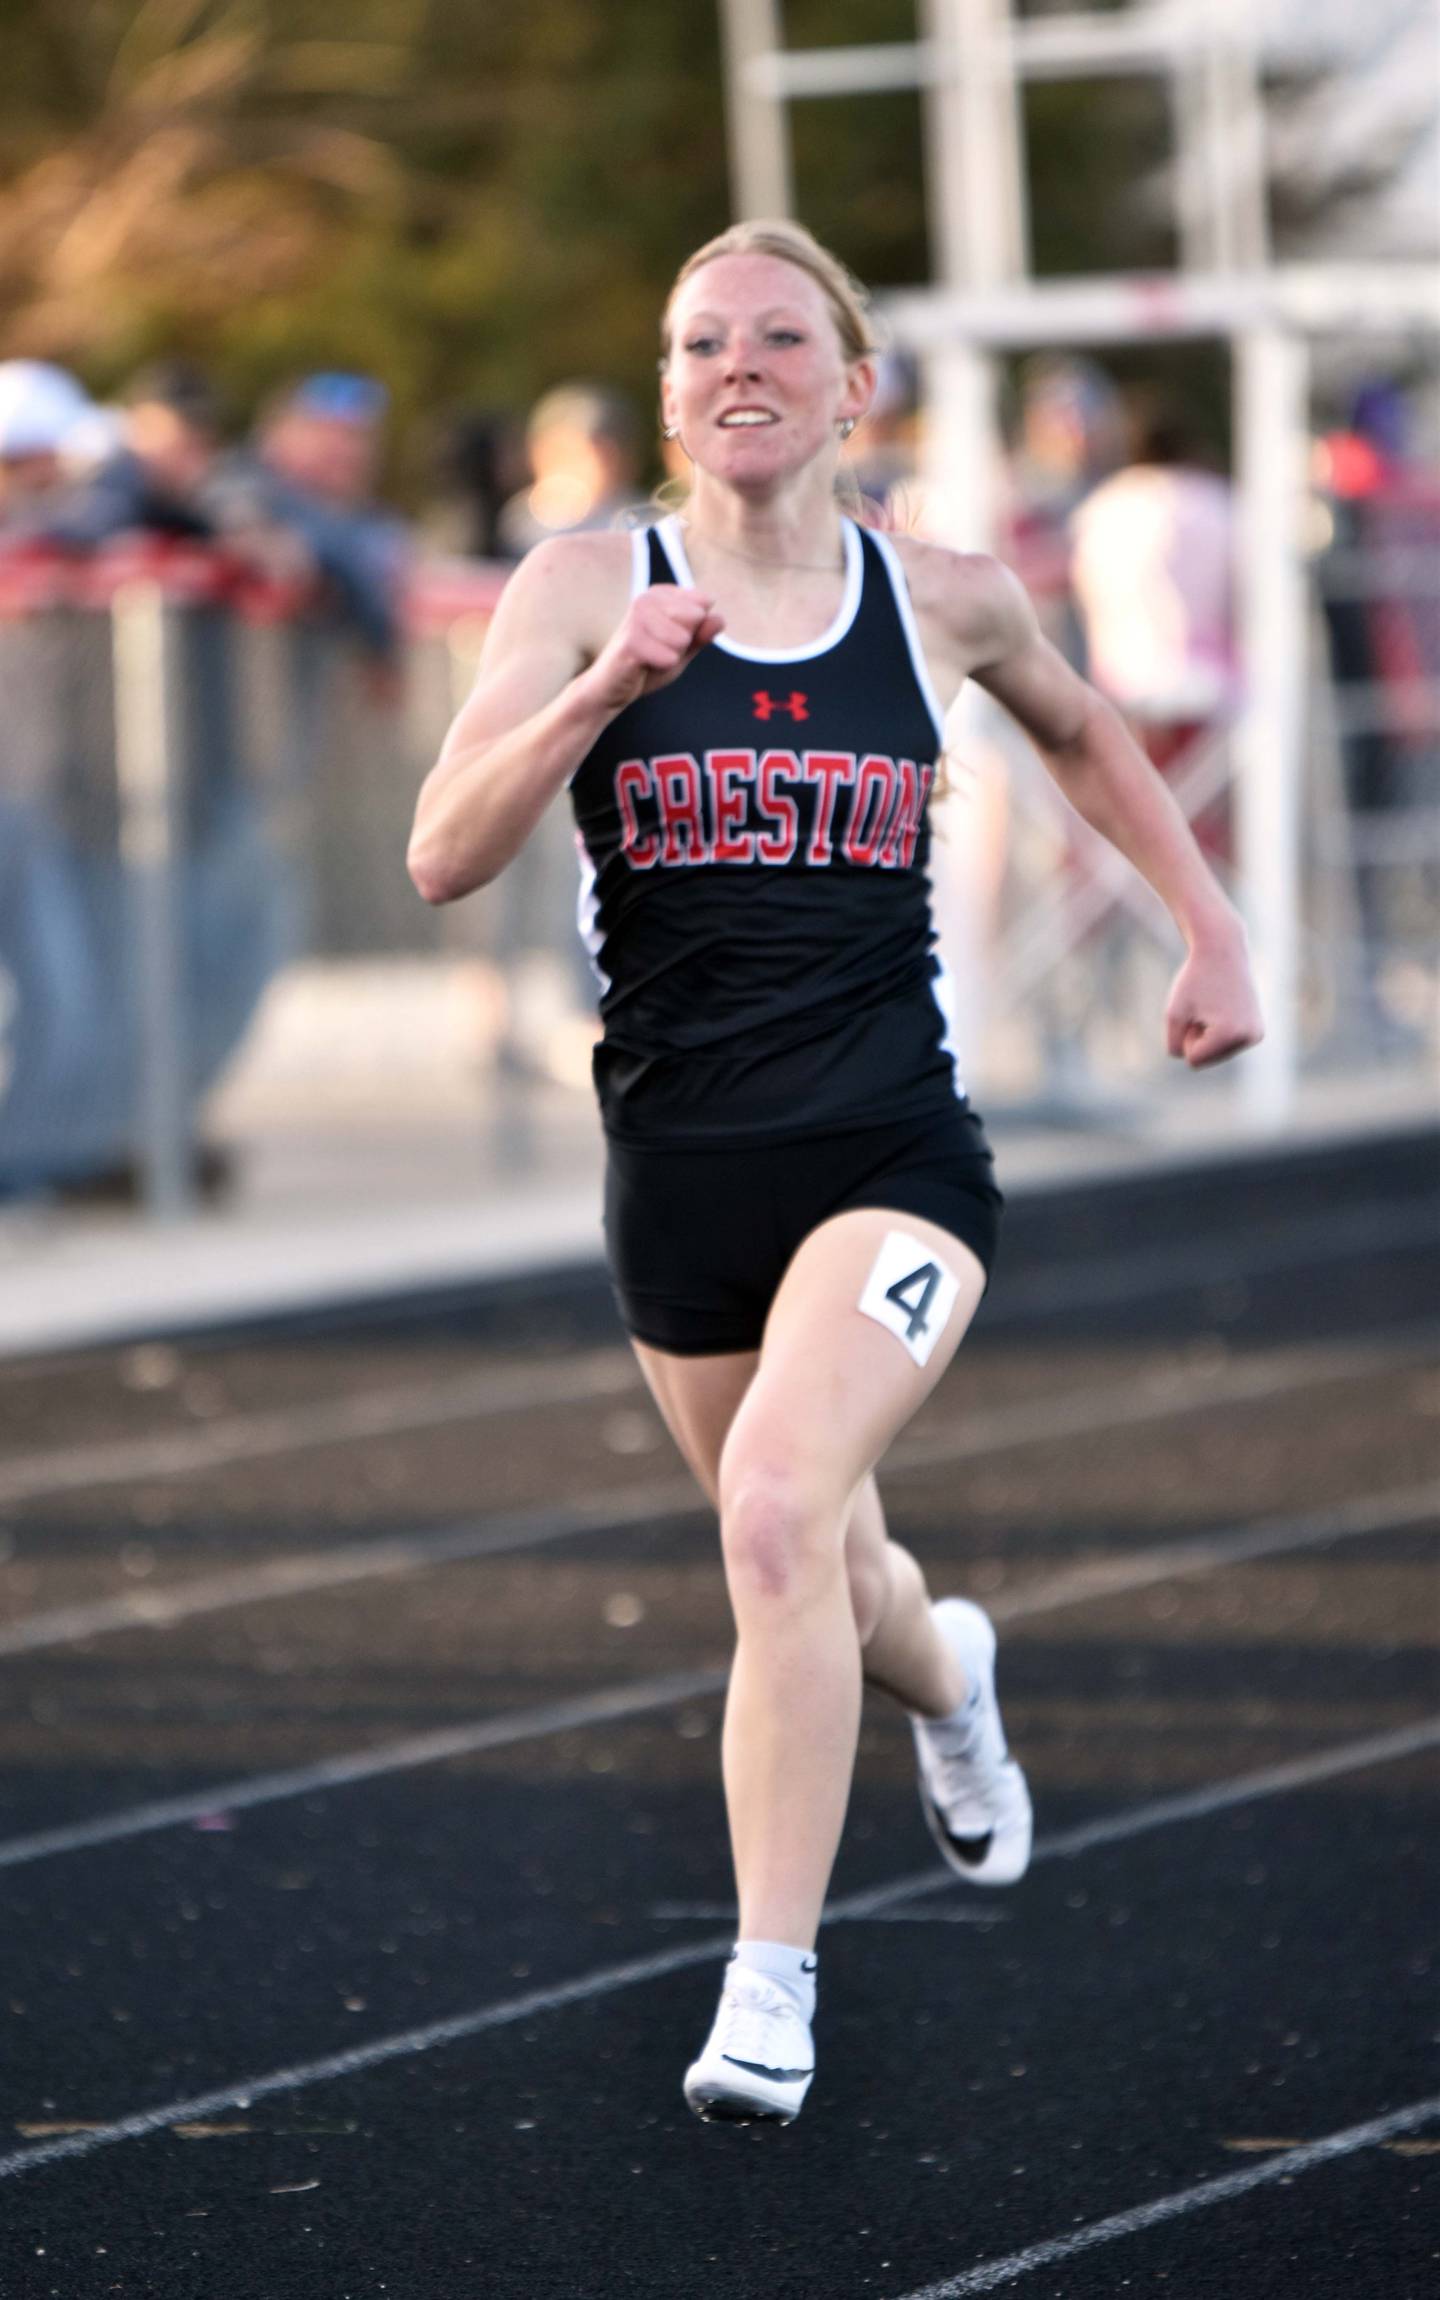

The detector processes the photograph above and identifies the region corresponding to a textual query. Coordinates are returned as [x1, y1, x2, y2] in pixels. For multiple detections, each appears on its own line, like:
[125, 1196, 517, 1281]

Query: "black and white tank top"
[568, 514, 966, 1146]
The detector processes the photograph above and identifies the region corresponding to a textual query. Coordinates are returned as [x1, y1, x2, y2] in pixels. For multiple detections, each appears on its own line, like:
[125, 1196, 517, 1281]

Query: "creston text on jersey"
[567, 517, 966, 1144]
[613, 750, 934, 871]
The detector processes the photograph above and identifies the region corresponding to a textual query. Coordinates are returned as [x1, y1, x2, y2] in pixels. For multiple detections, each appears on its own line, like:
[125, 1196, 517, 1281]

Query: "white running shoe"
[911, 1597, 1033, 1887]
[683, 1965, 816, 2126]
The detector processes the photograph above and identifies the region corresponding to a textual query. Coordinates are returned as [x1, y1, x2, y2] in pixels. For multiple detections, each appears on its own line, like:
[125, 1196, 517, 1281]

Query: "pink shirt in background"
[1069, 465, 1238, 722]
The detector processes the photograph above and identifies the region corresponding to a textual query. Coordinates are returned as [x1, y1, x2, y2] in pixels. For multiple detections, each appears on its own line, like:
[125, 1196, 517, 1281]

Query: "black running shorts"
[603, 1103, 1003, 1358]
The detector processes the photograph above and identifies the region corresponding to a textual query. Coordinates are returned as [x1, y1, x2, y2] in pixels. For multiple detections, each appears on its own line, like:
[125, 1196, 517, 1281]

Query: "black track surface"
[0, 1129, 1436, 2299]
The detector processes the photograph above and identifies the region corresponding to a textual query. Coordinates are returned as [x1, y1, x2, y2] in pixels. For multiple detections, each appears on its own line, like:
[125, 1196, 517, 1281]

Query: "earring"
[838, 417, 856, 440]
[662, 425, 678, 440]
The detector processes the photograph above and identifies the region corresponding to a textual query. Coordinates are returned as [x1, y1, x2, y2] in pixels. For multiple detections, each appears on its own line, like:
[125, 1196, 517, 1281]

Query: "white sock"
[926, 1674, 983, 1744]
[730, 1939, 817, 2025]
[944, 1675, 982, 1725]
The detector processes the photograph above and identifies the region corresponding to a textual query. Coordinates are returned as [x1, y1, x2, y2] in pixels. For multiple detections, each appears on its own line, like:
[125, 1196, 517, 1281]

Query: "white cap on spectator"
[0, 360, 98, 459]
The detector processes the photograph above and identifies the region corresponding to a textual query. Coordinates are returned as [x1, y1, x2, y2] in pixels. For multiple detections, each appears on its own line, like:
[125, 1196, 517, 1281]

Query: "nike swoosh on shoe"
[944, 1823, 993, 1865]
[924, 1789, 994, 1866]
[723, 2054, 814, 2081]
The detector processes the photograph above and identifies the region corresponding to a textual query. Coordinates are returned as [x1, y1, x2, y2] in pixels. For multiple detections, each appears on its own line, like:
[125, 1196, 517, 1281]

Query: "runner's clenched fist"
[582, 585, 725, 716]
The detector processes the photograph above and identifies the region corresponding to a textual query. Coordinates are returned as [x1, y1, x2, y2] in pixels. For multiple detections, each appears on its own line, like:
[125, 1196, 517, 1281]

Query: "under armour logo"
[752, 689, 809, 723]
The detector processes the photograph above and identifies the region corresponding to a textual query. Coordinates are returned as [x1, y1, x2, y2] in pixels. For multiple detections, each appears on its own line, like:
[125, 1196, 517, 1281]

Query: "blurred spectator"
[53, 359, 221, 542]
[0, 364, 339, 1202]
[0, 363, 107, 1196]
[1024, 406, 1239, 1095]
[488, 382, 647, 1085]
[1004, 355, 1127, 671]
[1068, 410, 1237, 742]
[0, 360, 109, 534]
[0, 364, 114, 1194]
[424, 410, 526, 562]
[1, 361, 310, 598]
[1315, 379, 1434, 762]
[1011, 355, 1127, 526]
[497, 382, 646, 555]
[205, 371, 410, 671]
[1313, 376, 1440, 1041]
[849, 351, 922, 530]
[263, 372, 389, 506]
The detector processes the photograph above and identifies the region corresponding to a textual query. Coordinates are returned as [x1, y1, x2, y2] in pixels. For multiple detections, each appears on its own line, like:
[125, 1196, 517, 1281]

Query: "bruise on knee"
[720, 1464, 836, 1602]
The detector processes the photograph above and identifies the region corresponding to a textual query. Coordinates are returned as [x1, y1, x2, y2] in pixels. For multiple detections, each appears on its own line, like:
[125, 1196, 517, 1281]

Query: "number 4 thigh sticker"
[857, 1230, 961, 1368]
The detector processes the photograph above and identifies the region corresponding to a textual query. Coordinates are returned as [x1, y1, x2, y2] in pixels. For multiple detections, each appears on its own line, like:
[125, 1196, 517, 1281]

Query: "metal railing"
[0, 539, 513, 1211]
[0, 511, 1434, 1216]
[934, 474, 1440, 1112]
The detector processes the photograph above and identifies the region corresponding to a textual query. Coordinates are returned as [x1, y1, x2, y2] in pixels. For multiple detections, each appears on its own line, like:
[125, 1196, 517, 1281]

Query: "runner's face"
[662, 255, 869, 487]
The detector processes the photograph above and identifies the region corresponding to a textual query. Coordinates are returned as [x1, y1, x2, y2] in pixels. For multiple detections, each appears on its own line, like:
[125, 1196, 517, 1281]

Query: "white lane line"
[1, 1482, 1431, 1874]
[0, 1349, 638, 1510]
[3, 1326, 1430, 1661]
[886, 1325, 1439, 1484]
[985, 1480, 1440, 1627]
[1029, 1717, 1440, 1865]
[0, 1715, 1430, 2185]
[0, 1248, 1430, 1518]
[889, 2095, 1440, 2298]
[0, 1938, 732, 2185]
[834, 1715, 1440, 1923]
[0, 1479, 699, 1660]
[8, 1194, 1433, 1505]
[0, 1669, 727, 1873]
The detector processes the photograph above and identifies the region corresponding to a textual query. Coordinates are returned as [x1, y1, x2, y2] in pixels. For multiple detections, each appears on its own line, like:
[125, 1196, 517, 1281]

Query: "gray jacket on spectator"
[203, 451, 409, 657]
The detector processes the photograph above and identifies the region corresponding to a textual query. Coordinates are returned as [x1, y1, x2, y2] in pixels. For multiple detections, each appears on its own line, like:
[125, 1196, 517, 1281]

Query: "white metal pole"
[113, 580, 194, 1217]
[1234, 325, 1309, 1132]
[717, 0, 792, 218]
[921, 0, 1028, 292]
[879, 265, 1440, 351]
[916, 0, 1016, 547]
[920, 341, 1001, 550]
[1215, 0, 1270, 273]
[1170, 11, 1211, 274]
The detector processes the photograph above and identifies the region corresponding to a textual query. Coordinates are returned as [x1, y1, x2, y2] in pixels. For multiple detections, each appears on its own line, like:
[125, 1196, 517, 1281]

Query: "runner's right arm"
[408, 537, 721, 903]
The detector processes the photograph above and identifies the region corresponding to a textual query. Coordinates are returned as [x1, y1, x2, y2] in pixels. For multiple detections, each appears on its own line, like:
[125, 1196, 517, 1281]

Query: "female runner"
[408, 221, 1263, 2127]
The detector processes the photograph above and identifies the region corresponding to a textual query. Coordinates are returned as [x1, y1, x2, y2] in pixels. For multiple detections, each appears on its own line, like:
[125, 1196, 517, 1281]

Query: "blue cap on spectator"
[292, 372, 389, 424]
